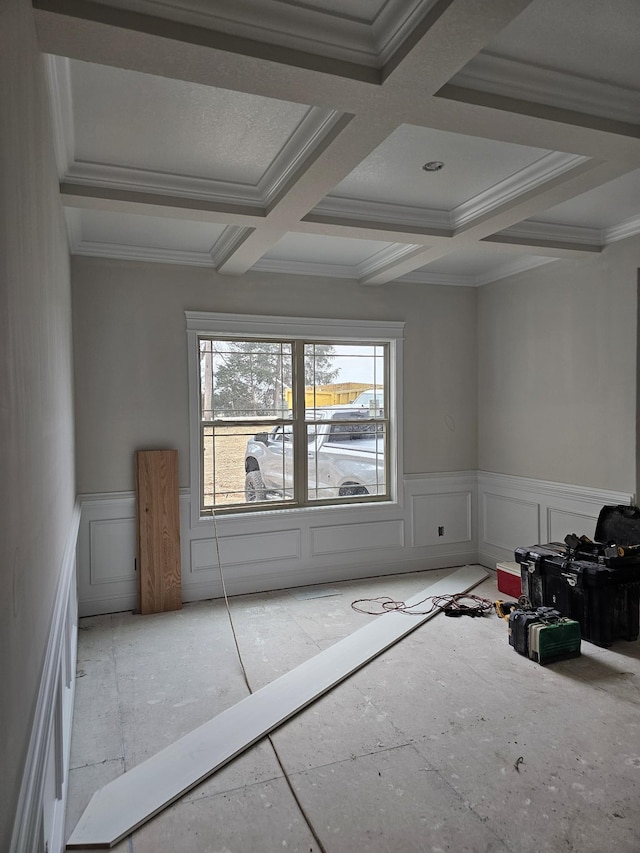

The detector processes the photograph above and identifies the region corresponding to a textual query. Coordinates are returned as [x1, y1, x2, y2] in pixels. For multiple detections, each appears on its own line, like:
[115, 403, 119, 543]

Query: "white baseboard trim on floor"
[67, 564, 489, 848]
[10, 503, 80, 853]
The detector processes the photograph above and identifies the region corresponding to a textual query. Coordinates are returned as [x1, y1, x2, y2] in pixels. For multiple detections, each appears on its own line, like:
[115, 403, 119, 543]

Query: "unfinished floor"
[65, 567, 640, 853]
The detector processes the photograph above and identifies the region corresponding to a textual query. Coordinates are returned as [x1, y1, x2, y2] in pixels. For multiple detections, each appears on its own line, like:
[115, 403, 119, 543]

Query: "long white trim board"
[67, 565, 489, 848]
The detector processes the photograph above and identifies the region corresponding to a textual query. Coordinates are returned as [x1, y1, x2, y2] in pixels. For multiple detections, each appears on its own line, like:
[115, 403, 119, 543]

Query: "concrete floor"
[65, 567, 640, 853]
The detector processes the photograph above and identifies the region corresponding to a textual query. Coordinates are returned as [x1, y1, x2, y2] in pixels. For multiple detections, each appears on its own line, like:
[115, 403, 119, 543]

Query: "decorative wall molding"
[76, 471, 475, 615]
[75, 471, 634, 615]
[10, 503, 80, 853]
[477, 470, 634, 568]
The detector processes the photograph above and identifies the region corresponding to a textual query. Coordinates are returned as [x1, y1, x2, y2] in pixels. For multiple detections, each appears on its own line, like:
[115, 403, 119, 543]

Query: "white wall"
[0, 1, 77, 850]
[478, 239, 640, 494]
[71, 259, 480, 613]
[71, 258, 478, 493]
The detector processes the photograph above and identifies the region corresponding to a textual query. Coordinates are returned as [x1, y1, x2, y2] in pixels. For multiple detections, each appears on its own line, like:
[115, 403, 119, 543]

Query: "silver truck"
[244, 407, 385, 502]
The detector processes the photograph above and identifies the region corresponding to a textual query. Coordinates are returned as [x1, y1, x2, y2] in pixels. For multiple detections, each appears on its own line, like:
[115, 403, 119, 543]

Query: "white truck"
[244, 407, 385, 502]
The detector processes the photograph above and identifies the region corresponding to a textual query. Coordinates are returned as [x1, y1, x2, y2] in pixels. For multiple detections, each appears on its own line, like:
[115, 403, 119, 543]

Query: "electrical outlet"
[438, 526, 444, 537]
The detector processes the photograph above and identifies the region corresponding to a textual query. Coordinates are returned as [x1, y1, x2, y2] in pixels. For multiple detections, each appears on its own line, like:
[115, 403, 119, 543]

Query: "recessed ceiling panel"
[82, 0, 438, 66]
[484, 0, 640, 91]
[70, 60, 310, 183]
[529, 170, 640, 230]
[448, 0, 640, 126]
[262, 232, 393, 265]
[66, 208, 227, 265]
[326, 125, 552, 212]
[402, 247, 556, 286]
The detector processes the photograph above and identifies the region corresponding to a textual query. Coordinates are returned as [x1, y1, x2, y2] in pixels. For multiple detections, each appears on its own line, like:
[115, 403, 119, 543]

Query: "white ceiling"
[36, 0, 640, 287]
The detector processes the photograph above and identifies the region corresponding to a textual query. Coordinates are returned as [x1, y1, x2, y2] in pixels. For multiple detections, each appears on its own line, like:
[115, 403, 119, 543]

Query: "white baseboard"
[10, 503, 80, 853]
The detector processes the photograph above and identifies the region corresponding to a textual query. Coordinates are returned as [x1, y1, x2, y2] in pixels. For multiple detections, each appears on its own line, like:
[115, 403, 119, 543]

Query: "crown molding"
[451, 52, 640, 126]
[375, 0, 439, 66]
[71, 240, 216, 266]
[398, 255, 556, 287]
[43, 55, 75, 177]
[452, 152, 589, 228]
[83, 0, 433, 68]
[357, 242, 421, 277]
[64, 161, 265, 206]
[312, 195, 452, 231]
[260, 107, 346, 207]
[473, 255, 556, 286]
[210, 225, 254, 266]
[251, 257, 360, 278]
[396, 270, 476, 287]
[496, 219, 602, 248]
[605, 215, 640, 244]
[63, 207, 83, 253]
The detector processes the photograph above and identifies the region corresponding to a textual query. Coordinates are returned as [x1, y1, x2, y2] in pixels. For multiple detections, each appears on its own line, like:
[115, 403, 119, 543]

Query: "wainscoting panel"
[482, 493, 540, 552]
[78, 474, 478, 614]
[191, 529, 301, 572]
[11, 505, 79, 853]
[411, 491, 472, 546]
[310, 519, 403, 556]
[77, 473, 633, 614]
[89, 518, 136, 585]
[547, 508, 600, 543]
[477, 472, 633, 568]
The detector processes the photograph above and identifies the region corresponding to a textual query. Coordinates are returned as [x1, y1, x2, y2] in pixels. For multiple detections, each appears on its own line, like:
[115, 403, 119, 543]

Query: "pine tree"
[200, 340, 338, 418]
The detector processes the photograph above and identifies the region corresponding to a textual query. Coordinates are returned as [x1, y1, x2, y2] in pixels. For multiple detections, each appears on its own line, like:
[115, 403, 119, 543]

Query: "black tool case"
[563, 505, 640, 567]
[514, 543, 567, 608]
[517, 554, 640, 647]
[515, 505, 640, 647]
[508, 606, 561, 656]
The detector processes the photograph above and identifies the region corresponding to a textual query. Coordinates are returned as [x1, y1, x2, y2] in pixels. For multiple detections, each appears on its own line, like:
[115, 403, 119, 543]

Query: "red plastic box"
[496, 561, 521, 598]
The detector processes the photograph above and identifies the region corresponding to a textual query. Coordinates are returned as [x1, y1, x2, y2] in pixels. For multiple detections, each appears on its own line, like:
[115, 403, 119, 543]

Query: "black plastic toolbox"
[516, 551, 640, 647]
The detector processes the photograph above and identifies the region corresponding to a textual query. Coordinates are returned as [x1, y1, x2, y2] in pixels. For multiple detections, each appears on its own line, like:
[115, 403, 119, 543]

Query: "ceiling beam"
[59, 183, 266, 224]
[360, 159, 627, 283]
[216, 113, 400, 275]
[33, 0, 379, 113]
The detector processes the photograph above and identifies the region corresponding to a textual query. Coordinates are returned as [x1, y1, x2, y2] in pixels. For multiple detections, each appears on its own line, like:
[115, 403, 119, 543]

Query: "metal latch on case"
[561, 572, 577, 586]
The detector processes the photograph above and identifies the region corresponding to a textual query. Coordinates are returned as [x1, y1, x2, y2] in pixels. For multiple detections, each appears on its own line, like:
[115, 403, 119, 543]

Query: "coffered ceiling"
[35, 0, 640, 286]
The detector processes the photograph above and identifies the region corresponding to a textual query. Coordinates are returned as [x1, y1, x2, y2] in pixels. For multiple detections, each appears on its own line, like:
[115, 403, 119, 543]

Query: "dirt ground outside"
[203, 425, 263, 506]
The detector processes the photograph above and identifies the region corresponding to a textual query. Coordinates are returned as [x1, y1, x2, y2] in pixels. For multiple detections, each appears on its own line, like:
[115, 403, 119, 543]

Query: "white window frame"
[186, 311, 404, 528]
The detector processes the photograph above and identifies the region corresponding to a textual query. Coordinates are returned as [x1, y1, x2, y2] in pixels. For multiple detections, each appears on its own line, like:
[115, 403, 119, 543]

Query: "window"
[187, 313, 403, 518]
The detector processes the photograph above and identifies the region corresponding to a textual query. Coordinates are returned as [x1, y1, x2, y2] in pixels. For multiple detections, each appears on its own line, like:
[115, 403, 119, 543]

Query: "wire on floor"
[211, 511, 327, 853]
[351, 592, 494, 617]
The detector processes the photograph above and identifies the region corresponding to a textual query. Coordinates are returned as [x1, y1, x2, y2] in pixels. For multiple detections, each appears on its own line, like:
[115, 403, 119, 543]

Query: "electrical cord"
[351, 592, 493, 617]
[211, 511, 327, 853]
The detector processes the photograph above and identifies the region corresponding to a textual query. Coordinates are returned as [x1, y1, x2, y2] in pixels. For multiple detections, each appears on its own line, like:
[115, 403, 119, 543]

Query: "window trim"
[186, 311, 404, 528]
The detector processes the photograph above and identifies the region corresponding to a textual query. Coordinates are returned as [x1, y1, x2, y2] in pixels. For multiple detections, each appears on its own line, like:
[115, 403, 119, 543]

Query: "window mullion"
[292, 341, 307, 505]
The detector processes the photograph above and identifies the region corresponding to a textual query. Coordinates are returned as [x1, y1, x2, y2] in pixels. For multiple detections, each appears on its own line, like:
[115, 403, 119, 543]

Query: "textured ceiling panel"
[485, 0, 640, 90]
[73, 209, 226, 251]
[262, 232, 394, 264]
[71, 60, 309, 182]
[327, 125, 551, 211]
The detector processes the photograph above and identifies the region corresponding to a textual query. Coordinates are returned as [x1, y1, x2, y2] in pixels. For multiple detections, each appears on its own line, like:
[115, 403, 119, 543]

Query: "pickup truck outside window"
[198, 336, 389, 514]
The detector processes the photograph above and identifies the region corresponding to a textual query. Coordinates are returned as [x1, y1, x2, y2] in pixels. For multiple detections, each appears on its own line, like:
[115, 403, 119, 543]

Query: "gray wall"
[71, 258, 478, 494]
[478, 238, 640, 493]
[0, 0, 76, 846]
